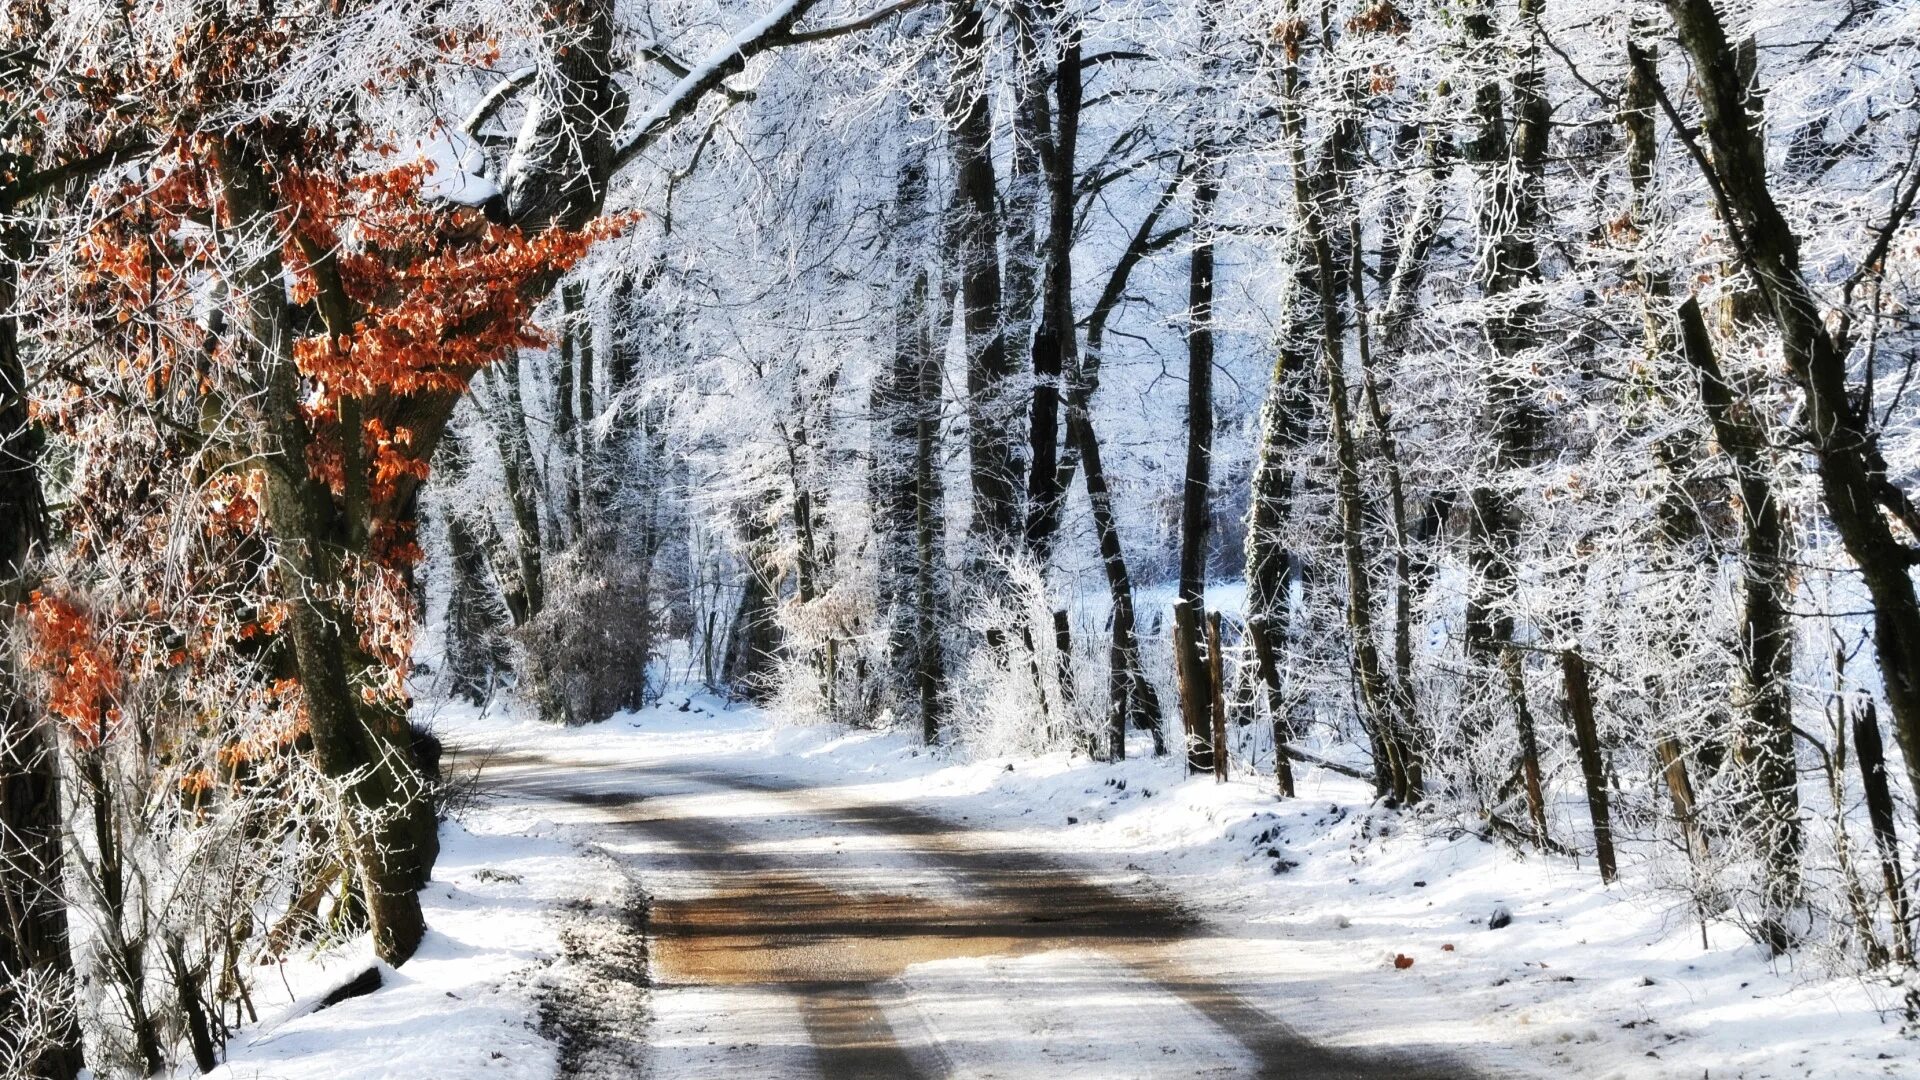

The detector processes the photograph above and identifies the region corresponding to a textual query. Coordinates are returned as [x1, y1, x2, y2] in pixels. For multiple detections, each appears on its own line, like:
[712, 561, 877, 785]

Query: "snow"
[202, 689, 1915, 1078]
[433, 694, 1916, 1080]
[415, 128, 501, 207]
[612, 0, 810, 160]
[192, 811, 612, 1080]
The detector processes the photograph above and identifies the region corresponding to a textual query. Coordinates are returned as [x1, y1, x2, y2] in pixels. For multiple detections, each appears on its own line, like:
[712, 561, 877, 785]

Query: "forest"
[3, 0, 1920, 1075]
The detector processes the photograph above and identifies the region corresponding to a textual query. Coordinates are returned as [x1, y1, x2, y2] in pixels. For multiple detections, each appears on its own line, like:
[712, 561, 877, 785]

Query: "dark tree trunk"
[875, 112, 947, 742]
[1071, 410, 1163, 758]
[1561, 649, 1616, 883]
[1854, 701, 1913, 962]
[0, 276, 83, 1080]
[1176, 158, 1219, 771]
[722, 499, 783, 699]
[1245, 262, 1313, 797]
[485, 356, 547, 626]
[1057, 175, 1182, 759]
[1677, 296, 1801, 947]
[945, 0, 1021, 567]
[220, 144, 437, 966]
[1660, 0, 1920, 835]
[554, 283, 583, 538]
[1174, 602, 1213, 775]
[1206, 610, 1229, 782]
[1025, 23, 1080, 562]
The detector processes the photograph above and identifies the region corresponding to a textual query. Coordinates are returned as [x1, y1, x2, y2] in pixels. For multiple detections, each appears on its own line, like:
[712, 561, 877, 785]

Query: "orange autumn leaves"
[80, 145, 629, 567]
[21, 592, 120, 748]
[279, 158, 628, 563]
[282, 161, 609, 401]
[41, 137, 630, 770]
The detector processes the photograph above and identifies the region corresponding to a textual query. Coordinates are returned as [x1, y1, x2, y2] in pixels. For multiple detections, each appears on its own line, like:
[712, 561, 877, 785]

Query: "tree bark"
[1025, 19, 1080, 562]
[944, 0, 1021, 567]
[1176, 149, 1220, 773]
[0, 256, 84, 1080]
[1660, 0, 1920, 832]
[1207, 610, 1229, 782]
[1561, 649, 1616, 883]
[1854, 701, 1913, 962]
[1677, 295, 1801, 947]
[219, 143, 437, 965]
[1174, 602, 1213, 775]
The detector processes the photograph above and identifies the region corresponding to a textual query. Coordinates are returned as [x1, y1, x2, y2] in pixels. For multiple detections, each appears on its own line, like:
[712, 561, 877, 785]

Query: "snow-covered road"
[199, 696, 1912, 1080]
[477, 744, 1499, 1079]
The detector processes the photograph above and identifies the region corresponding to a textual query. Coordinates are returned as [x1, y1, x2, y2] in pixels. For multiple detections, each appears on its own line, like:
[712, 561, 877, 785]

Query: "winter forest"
[5, 0, 1920, 1075]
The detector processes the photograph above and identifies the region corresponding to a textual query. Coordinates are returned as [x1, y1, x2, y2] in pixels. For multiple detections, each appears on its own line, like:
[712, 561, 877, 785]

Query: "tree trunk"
[1206, 610, 1229, 782]
[485, 356, 548, 626]
[1176, 151, 1219, 773]
[945, 0, 1021, 567]
[219, 144, 437, 965]
[1025, 20, 1080, 561]
[1660, 0, 1920, 833]
[722, 498, 783, 699]
[436, 427, 508, 705]
[1561, 649, 1616, 883]
[1676, 296, 1801, 947]
[554, 282, 583, 538]
[1277, 18, 1413, 801]
[1463, 0, 1549, 822]
[1004, 6, 1050, 533]
[1246, 258, 1314, 797]
[1071, 410, 1163, 758]
[0, 264, 83, 1080]
[876, 110, 947, 741]
[1854, 701, 1913, 962]
[1060, 176, 1182, 759]
[1174, 602, 1213, 775]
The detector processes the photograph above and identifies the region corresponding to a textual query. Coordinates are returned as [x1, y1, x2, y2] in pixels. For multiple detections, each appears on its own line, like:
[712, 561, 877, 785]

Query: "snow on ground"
[194, 799, 618, 1080]
[429, 691, 1917, 1080]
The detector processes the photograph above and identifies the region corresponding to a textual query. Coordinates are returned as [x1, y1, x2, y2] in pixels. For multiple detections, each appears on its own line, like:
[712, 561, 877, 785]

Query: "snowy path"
[476, 744, 1501, 1079]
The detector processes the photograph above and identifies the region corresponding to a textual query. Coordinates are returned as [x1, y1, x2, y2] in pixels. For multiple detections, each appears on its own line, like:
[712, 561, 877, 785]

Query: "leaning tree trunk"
[1677, 297, 1802, 950]
[1660, 0, 1920, 833]
[1059, 176, 1185, 758]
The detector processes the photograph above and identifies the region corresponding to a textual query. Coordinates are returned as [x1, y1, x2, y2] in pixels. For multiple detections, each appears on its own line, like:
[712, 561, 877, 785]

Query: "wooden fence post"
[1207, 610, 1229, 783]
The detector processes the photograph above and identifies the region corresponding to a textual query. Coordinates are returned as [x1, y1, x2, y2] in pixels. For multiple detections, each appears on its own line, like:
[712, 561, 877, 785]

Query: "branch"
[609, 0, 828, 170]
[2, 138, 152, 208]
[1633, 48, 1765, 292]
[1080, 49, 1148, 69]
[785, 0, 929, 43]
[610, 0, 927, 171]
[1835, 132, 1920, 351]
[462, 68, 537, 136]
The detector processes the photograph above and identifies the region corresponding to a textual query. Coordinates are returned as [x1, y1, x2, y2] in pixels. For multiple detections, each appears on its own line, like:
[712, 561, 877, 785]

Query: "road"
[480, 746, 1500, 1080]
